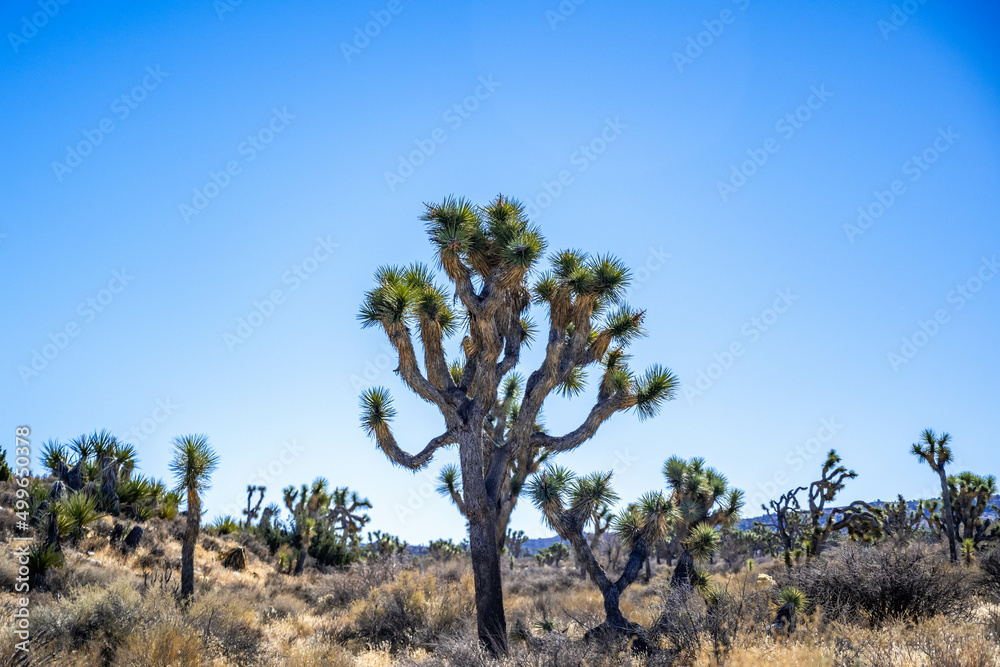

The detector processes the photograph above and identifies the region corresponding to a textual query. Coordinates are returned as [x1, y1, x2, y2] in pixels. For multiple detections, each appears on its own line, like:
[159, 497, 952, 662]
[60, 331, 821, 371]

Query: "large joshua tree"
[359, 195, 677, 654]
[169, 434, 219, 598]
[912, 429, 958, 562]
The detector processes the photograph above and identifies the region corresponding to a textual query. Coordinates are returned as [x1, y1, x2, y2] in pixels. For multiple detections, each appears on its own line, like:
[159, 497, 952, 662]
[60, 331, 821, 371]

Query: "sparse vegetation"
[2, 421, 1000, 666]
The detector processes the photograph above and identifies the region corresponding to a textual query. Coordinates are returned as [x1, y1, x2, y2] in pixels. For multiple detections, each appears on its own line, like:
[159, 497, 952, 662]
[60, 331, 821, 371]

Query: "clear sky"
[2, 0, 998, 544]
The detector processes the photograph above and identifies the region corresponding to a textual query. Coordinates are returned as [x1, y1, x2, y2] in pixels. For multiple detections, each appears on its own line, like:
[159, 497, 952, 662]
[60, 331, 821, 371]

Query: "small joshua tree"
[169, 434, 219, 599]
[912, 429, 958, 562]
[662, 457, 743, 585]
[243, 485, 266, 528]
[529, 466, 672, 643]
[880, 495, 925, 543]
[328, 487, 372, 544]
[948, 472, 998, 548]
[283, 478, 331, 575]
[799, 450, 882, 557]
[358, 196, 678, 654]
[504, 529, 528, 569]
[759, 486, 808, 554]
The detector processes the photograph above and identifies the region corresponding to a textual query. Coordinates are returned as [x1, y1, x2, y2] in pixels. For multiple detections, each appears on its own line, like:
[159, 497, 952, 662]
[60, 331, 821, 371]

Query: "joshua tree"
[368, 530, 408, 557]
[912, 429, 958, 561]
[283, 478, 332, 575]
[428, 538, 467, 560]
[662, 456, 743, 585]
[880, 495, 925, 543]
[535, 541, 571, 566]
[169, 434, 219, 598]
[359, 196, 677, 654]
[328, 487, 372, 544]
[948, 472, 998, 547]
[243, 485, 266, 528]
[798, 450, 882, 557]
[504, 529, 528, 569]
[0, 445, 12, 482]
[529, 466, 672, 643]
[758, 486, 808, 554]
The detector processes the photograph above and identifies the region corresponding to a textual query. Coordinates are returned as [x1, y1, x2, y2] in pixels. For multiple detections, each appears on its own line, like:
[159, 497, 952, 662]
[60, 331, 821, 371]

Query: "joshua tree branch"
[385, 325, 451, 411]
[371, 426, 456, 470]
[529, 394, 630, 453]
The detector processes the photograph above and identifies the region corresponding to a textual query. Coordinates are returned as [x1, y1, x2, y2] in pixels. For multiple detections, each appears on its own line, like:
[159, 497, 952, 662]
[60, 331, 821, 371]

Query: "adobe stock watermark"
[673, 0, 751, 73]
[749, 417, 844, 508]
[878, 0, 930, 40]
[717, 85, 833, 202]
[384, 75, 501, 191]
[7, 0, 70, 54]
[350, 342, 397, 393]
[214, 0, 248, 21]
[51, 66, 168, 182]
[621, 246, 671, 301]
[887, 255, 997, 372]
[683, 288, 798, 403]
[545, 0, 588, 31]
[178, 107, 294, 223]
[843, 126, 958, 244]
[121, 397, 179, 443]
[340, 0, 405, 63]
[17, 269, 135, 385]
[523, 117, 627, 218]
[223, 236, 338, 351]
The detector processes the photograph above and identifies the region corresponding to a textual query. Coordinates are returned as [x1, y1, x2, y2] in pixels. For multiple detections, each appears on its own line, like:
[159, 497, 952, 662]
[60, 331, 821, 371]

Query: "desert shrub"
[505, 564, 578, 597]
[31, 582, 157, 663]
[0, 508, 20, 539]
[334, 568, 474, 649]
[783, 543, 974, 626]
[313, 557, 402, 608]
[26, 543, 64, 588]
[207, 514, 239, 536]
[188, 595, 264, 665]
[112, 622, 204, 667]
[57, 492, 102, 542]
[978, 546, 1000, 602]
[396, 634, 659, 667]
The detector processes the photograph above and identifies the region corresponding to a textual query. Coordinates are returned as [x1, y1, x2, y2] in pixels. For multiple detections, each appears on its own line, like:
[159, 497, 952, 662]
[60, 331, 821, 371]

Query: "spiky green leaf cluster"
[359, 262, 458, 333]
[421, 195, 547, 277]
[360, 387, 396, 437]
[169, 434, 220, 494]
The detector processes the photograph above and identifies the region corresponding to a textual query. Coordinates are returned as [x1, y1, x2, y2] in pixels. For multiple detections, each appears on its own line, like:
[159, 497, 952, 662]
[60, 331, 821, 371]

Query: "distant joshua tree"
[243, 485, 266, 528]
[912, 429, 958, 562]
[169, 434, 219, 598]
[358, 196, 677, 654]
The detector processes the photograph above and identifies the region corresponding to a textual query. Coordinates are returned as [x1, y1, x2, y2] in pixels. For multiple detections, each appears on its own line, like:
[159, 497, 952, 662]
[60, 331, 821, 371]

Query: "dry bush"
[782, 542, 975, 626]
[29, 582, 168, 664]
[187, 593, 265, 665]
[979, 546, 1000, 602]
[504, 564, 578, 597]
[111, 622, 203, 667]
[333, 568, 474, 649]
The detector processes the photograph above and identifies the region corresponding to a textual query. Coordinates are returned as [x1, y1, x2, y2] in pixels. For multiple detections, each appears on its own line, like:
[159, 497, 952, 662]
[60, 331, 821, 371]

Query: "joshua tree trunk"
[938, 468, 958, 562]
[469, 510, 507, 655]
[294, 543, 308, 575]
[181, 487, 200, 598]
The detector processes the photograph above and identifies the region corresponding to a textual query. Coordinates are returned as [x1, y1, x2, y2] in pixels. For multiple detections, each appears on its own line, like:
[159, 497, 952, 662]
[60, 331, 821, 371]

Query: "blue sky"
[2, 0, 998, 543]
